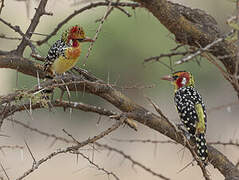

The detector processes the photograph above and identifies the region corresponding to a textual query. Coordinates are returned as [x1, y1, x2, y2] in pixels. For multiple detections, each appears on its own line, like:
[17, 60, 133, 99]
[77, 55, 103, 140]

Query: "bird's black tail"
[195, 133, 208, 164]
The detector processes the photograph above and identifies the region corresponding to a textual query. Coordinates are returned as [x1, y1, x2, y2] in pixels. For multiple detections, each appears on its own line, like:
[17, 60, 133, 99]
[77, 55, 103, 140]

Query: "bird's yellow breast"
[51, 56, 78, 74]
[50, 47, 81, 74]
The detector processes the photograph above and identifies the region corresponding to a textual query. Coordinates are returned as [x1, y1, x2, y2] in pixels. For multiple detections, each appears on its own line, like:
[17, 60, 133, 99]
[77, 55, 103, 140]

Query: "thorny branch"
[36, 1, 140, 45]
[9, 118, 168, 180]
[0, 163, 10, 180]
[95, 143, 170, 180]
[174, 30, 235, 65]
[0, 145, 24, 150]
[6, 118, 74, 144]
[15, 121, 124, 180]
[16, 0, 51, 55]
[0, 0, 239, 180]
[183, 137, 210, 180]
[0, 73, 238, 180]
[0, 34, 22, 41]
[113, 138, 239, 149]
[0, 0, 4, 15]
[132, 0, 239, 97]
[76, 152, 120, 180]
[0, 17, 37, 54]
[83, 0, 114, 65]
[143, 51, 194, 64]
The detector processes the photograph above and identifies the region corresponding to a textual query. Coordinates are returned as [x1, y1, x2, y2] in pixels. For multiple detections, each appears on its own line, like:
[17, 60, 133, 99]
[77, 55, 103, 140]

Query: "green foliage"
[14, 89, 50, 108]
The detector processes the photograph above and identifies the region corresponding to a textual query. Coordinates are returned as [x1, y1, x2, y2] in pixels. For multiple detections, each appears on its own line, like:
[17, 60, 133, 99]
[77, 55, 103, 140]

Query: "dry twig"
[36, 1, 140, 45]
[83, 1, 114, 65]
[174, 30, 234, 65]
[74, 152, 120, 180]
[95, 143, 170, 180]
[15, 121, 123, 180]
[0, 0, 4, 15]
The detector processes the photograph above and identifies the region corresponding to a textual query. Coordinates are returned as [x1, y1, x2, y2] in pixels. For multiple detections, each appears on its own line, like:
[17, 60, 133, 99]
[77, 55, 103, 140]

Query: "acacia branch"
[95, 143, 170, 180]
[77, 152, 120, 180]
[45, 76, 239, 180]
[0, 17, 38, 54]
[175, 30, 235, 65]
[0, 55, 45, 79]
[0, 1, 239, 179]
[15, 120, 123, 180]
[36, 1, 140, 45]
[0, 0, 4, 15]
[0, 72, 238, 179]
[131, 0, 238, 96]
[16, 0, 50, 55]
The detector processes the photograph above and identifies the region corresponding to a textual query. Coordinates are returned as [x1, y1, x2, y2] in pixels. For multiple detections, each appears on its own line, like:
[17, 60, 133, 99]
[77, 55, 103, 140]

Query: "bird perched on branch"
[44, 25, 94, 76]
[161, 71, 208, 164]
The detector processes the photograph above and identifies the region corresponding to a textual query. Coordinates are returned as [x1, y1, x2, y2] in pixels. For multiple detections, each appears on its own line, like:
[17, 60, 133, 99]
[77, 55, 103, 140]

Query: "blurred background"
[0, 0, 238, 180]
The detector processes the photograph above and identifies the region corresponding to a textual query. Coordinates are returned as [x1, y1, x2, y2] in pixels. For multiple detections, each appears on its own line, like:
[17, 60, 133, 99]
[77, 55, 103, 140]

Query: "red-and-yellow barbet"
[44, 25, 94, 76]
[161, 71, 208, 164]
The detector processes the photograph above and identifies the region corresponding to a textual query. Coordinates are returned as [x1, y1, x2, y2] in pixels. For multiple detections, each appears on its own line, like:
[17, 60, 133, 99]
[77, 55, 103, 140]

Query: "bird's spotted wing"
[174, 86, 207, 135]
[174, 86, 208, 163]
[43, 40, 67, 71]
[175, 92, 198, 135]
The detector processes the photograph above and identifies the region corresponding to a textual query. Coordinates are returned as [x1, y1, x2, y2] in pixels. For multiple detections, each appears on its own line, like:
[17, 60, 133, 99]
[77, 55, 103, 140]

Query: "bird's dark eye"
[173, 75, 178, 80]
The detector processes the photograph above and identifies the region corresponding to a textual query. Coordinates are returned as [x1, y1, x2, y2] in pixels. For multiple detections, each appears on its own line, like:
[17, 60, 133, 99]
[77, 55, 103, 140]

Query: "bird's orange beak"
[79, 37, 95, 42]
[161, 75, 174, 81]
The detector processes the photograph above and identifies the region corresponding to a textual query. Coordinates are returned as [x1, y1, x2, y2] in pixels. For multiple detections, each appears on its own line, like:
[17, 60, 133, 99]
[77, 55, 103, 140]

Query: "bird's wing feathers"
[45, 40, 67, 62]
[195, 103, 206, 133]
[43, 40, 68, 71]
[174, 87, 206, 135]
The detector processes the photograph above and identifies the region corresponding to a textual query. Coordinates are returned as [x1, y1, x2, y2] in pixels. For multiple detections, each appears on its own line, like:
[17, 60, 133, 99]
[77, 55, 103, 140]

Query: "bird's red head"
[161, 71, 195, 90]
[61, 25, 94, 46]
[68, 25, 84, 42]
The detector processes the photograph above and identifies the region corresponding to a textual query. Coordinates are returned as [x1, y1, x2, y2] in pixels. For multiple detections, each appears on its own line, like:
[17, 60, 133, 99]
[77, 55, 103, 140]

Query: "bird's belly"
[51, 57, 78, 74]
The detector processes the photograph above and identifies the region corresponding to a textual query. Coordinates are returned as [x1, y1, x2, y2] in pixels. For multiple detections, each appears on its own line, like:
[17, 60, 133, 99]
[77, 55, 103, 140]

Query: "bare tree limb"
[15, 121, 123, 180]
[36, 1, 140, 45]
[113, 138, 239, 148]
[83, 0, 114, 65]
[175, 31, 235, 65]
[0, 55, 45, 79]
[16, 0, 50, 55]
[0, 34, 22, 41]
[6, 118, 73, 144]
[76, 152, 120, 180]
[0, 0, 4, 15]
[144, 51, 194, 64]
[0, 145, 24, 150]
[0, 17, 36, 54]
[0, 73, 238, 179]
[0, 163, 10, 180]
[0, 0, 239, 179]
[95, 143, 170, 180]
[131, 0, 239, 97]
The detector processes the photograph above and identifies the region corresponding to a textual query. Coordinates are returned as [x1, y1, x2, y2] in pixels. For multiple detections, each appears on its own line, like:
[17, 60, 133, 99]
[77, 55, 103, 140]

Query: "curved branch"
[132, 0, 238, 94]
[0, 1, 238, 179]
[16, 0, 49, 55]
[36, 1, 140, 45]
[1, 72, 238, 179]
[44, 76, 239, 180]
[0, 55, 45, 78]
[15, 120, 123, 180]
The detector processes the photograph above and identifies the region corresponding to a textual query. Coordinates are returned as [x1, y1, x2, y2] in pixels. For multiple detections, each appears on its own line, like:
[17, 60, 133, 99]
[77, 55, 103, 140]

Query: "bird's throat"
[72, 40, 79, 47]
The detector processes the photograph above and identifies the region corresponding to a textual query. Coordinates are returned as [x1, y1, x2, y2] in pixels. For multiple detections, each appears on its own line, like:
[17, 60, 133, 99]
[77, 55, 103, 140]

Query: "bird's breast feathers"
[65, 47, 81, 59]
[51, 47, 81, 74]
